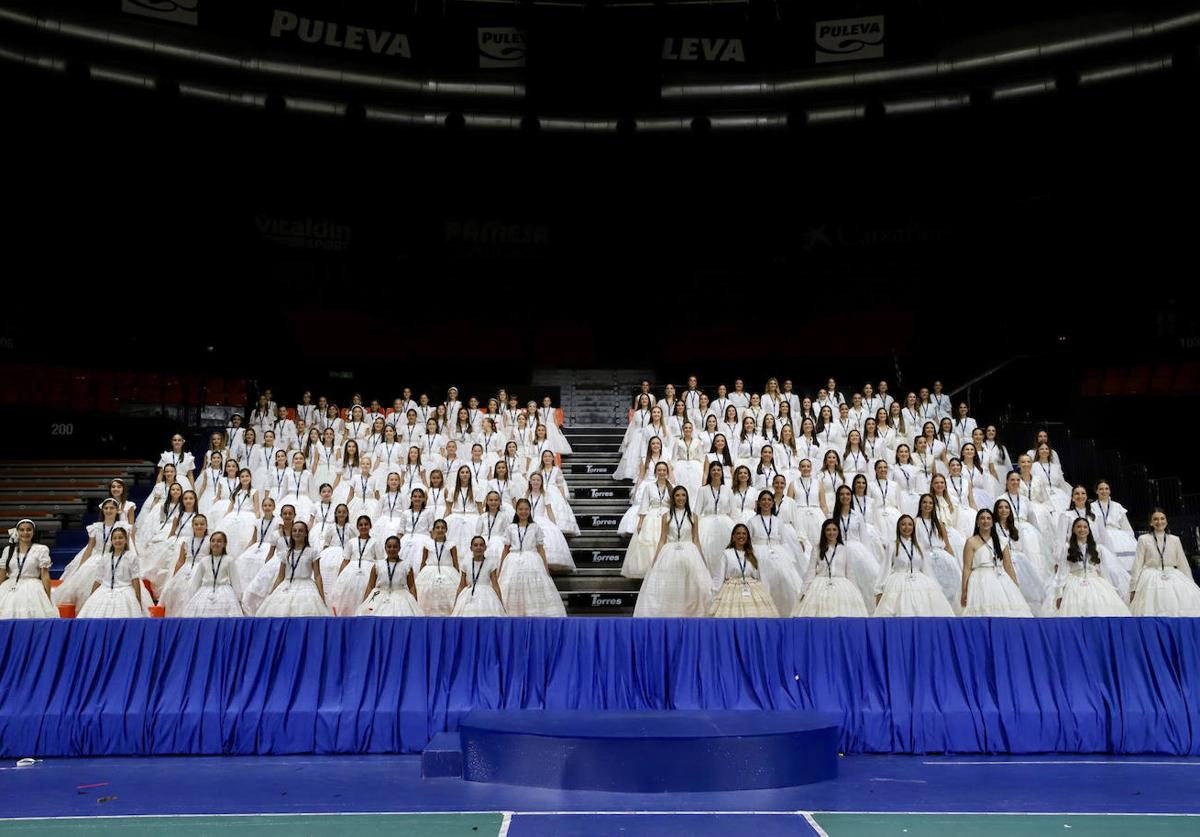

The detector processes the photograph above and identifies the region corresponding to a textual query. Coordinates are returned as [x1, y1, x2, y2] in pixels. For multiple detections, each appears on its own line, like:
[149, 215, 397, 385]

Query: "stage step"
[443, 710, 840, 792]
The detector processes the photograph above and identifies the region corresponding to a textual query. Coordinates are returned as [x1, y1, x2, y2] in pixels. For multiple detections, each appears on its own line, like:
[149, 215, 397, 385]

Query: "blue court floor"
[1, 754, 1197, 835]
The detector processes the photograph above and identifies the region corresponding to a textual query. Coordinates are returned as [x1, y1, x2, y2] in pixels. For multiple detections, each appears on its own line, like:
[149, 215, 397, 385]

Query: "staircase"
[556, 425, 637, 615]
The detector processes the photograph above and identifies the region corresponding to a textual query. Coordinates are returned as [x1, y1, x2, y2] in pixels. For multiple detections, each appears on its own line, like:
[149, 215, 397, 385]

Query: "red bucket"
[57, 604, 76, 619]
[149, 605, 166, 618]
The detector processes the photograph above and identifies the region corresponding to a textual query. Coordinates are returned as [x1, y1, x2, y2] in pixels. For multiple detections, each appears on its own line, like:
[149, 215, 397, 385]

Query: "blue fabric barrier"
[0, 617, 1197, 757]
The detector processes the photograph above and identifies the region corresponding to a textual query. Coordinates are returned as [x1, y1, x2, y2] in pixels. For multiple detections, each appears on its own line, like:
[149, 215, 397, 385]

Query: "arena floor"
[2, 754, 1197, 835]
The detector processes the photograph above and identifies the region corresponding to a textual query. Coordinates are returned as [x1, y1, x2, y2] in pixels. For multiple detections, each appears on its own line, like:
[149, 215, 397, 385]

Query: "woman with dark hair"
[795, 519, 868, 617]
[76, 527, 142, 618]
[992, 497, 1046, 611]
[452, 535, 506, 616]
[1092, 480, 1138, 568]
[499, 498, 566, 616]
[159, 513, 210, 616]
[673, 421, 704, 498]
[622, 461, 673, 580]
[831, 484, 884, 610]
[330, 515, 381, 616]
[156, 433, 196, 489]
[258, 521, 329, 616]
[633, 486, 710, 617]
[872, 515, 955, 617]
[416, 519, 460, 615]
[399, 488, 435, 569]
[1050, 518, 1130, 616]
[704, 433, 734, 481]
[695, 461, 736, 593]
[960, 509, 1032, 617]
[0, 519, 55, 618]
[1130, 509, 1200, 616]
[181, 531, 245, 617]
[788, 458, 824, 549]
[914, 493, 964, 611]
[358, 536, 423, 617]
[749, 490, 805, 616]
[710, 523, 778, 617]
[1056, 485, 1129, 596]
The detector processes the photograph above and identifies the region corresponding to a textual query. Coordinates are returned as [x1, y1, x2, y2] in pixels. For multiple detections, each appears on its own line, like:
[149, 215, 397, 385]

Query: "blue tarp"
[1, 617, 1197, 756]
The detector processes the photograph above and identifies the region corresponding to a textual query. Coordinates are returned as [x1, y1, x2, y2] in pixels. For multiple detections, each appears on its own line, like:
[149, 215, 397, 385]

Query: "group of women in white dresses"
[5, 390, 573, 619]
[619, 377, 1200, 618]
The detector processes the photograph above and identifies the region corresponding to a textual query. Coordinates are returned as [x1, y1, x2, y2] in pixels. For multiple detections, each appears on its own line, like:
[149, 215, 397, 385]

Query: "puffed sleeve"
[35, 544, 52, 569]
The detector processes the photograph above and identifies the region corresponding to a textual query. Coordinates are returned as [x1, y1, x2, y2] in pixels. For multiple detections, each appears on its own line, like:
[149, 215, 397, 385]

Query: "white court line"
[497, 810, 513, 837]
[921, 760, 1200, 766]
[807, 811, 1200, 817]
[801, 812, 831, 836]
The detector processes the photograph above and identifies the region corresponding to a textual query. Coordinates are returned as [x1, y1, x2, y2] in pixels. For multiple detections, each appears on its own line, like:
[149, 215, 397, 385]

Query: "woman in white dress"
[862, 418, 888, 465]
[357, 536, 423, 617]
[371, 425, 405, 479]
[77, 528, 144, 618]
[1050, 518, 1131, 617]
[617, 406, 672, 481]
[0, 519, 55, 618]
[633, 486, 711, 618]
[672, 422, 704, 498]
[705, 434, 735, 484]
[159, 514, 210, 616]
[815, 451, 845, 518]
[396, 445, 427, 500]
[735, 416, 761, 472]
[788, 458, 825, 549]
[709, 523, 778, 617]
[452, 535, 507, 616]
[728, 465, 757, 526]
[841, 432, 871, 481]
[234, 496, 277, 588]
[370, 472, 407, 542]
[398, 488, 435, 570]
[1129, 509, 1200, 616]
[997, 470, 1050, 571]
[831, 485, 883, 610]
[944, 459, 978, 527]
[330, 515, 382, 616]
[53, 499, 124, 610]
[1032, 444, 1071, 510]
[181, 531, 245, 617]
[774, 424, 802, 486]
[794, 519, 869, 617]
[539, 397, 573, 455]
[914, 493, 964, 610]
[873, 515, 956, 617]
[242, 504, 297, 615]
[622, 462, 673, 580]
[416, 519, 460, 615]
[315, 503, 351, 593]
[930, 474, 975, 541]
[219, 469, 260, 558]
[312, 428, 341, 499]
[890, 445, 922, 516]
[796, 418, 824, 467]
[257, 521, 330, 617]
[960, 509, 1033, 617]
[145, 488, 198, 596]
[526, 473, 575, 572]
[499, 499, 566, 616]
[276, 452, 314, 521]
[960, 443, 995, 511]
[748, 490, 805, 617]
[136, 464, 179, 543]
[445, 466, 482, 556]
[195, 451, 225, 516]
[753, 445, 781, 491]
[475, 491, 510, 563]
[868, 460, 904, 549]
[695, 462, 736, 595]
[1056, 485, 1128, 596]
[535, 450, 579, 537]
[487, 459, 524, 512]
[156, 433, 196, 489]
[1092, 480, 1138, 570]
[848, 475, 886, 557]
[993, 498, 1047, 611]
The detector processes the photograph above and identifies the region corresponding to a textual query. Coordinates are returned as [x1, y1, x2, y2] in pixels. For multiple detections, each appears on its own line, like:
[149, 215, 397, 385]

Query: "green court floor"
[812, 813, 1200, 836]
[0, 813, 502, 836]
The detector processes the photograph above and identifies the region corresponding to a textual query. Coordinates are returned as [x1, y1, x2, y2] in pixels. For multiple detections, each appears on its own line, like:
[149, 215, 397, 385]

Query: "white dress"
[538, 406, 573, 455]
[0, 544, 55, 618]
[256, 546, 330, 617]
[1051, 551, 1131, 617]
[528, 494, 576, 572]
[159, 535, 211, 616]
[872, 539, 955, 617]
[451, 555, 507, 616]
[157, 451, 196, 488]
[356, 559, 423, 617]
[748, 513, 806, 617]
[672, 439, 705, 497]
[444, 491, 482, 557]
[415, 540, 460, 615]
[398, 508, 436, 569]
[795, 545, 869, 617]
[962, 541, 1033, 617]
[53, 522, 121, 609]
[834, 511, 883, 610]
[710, 548, 778, 617]
[475, 512, 510, 563]
[234, 518, 278, 596]
[369, 493, 408, 542]
[498, 523, 566, 616]
[790, 478, 825, 550]
[196, 467, 223, 515]
[1055, 509, 1130, 597]
[1092, 500, 1139, 570]
[1130, 534, 1200, 617]
[622, 483, 673, 580]
[913, 517, 964, 612]
[330, 536, 382, 616]
[695, 483, 736, 596]
[539, 468, 580, 536]
[996, 528, 1047, 611]
[633, 511, 711, 617]
[220, 491, 260, 557]
[999, 492, 1050, 571]
[77, 551, 143, 618]
[181, 554, 245, 617]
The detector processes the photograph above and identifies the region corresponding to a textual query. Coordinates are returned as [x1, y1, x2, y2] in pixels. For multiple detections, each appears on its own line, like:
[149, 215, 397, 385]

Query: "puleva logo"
[478, 27, 527, 68]
[814, 15, 884, 64]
